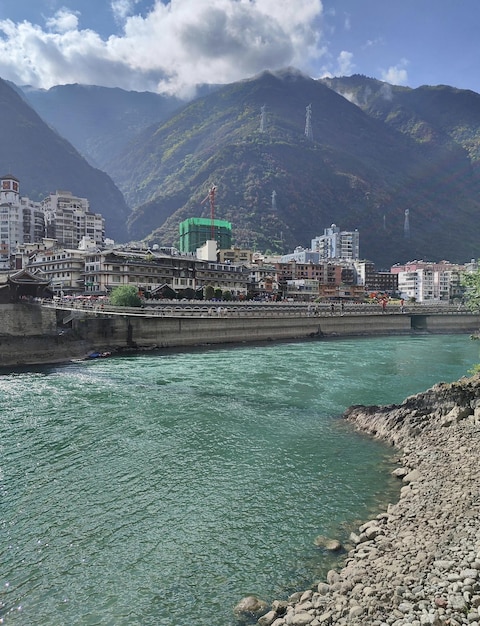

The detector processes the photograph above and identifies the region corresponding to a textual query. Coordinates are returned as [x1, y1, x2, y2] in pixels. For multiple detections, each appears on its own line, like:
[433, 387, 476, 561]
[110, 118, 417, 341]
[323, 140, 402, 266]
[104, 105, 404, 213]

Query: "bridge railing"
[40, 299, 473, 318]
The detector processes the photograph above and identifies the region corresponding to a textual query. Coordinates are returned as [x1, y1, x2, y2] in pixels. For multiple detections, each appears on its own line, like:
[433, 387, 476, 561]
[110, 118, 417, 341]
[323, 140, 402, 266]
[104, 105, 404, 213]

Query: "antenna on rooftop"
[305, 103, 313, 141]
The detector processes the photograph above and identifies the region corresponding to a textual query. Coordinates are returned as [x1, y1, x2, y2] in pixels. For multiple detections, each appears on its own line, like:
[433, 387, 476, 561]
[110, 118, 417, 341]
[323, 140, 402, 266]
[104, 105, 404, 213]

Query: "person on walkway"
[381, 298, 387, 313]
[400, 298, 405, 313]
[331, 303, 335, 315]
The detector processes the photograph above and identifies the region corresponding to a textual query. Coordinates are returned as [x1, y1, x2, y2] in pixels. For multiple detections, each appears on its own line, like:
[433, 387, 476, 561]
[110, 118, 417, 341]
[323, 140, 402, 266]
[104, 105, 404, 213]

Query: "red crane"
[201, 185, 217, 239]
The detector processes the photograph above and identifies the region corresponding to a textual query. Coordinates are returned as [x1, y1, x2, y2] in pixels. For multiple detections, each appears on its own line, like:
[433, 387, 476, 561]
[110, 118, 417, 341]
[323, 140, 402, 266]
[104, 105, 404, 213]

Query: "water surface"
[1, 334, 477, 625]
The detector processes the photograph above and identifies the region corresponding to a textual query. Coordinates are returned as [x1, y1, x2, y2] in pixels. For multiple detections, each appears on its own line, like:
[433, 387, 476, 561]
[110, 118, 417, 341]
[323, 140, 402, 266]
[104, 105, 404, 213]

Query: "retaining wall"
[1, 303, 480, 368]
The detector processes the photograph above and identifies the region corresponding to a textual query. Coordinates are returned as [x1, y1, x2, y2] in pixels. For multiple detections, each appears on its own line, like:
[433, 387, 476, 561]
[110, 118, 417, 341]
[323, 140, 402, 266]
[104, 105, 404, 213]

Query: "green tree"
[461, 265, 480, 310]
[110, 285, 142, 307]
[214, 288, 223, 300]
[205, 285, 215, 300]
[223, 290, 232, 301]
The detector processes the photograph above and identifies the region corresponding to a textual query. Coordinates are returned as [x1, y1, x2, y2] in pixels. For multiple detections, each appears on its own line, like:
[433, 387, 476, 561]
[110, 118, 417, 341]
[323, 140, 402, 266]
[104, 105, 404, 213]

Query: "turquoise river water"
[1, 334, 479, 626]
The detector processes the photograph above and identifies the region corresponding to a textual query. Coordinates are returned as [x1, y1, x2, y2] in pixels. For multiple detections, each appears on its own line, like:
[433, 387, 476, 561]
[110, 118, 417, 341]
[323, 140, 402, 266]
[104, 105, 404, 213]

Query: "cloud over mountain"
[0, 0, 324, 97]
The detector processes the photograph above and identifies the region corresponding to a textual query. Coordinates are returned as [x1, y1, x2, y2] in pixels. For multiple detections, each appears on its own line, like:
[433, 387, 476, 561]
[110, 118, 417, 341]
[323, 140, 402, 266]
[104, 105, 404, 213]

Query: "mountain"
[106, 69, 480, 267]
[321, 75, 480, 167]
[0, 78, 130, 241]
[18, 83, 184, 173]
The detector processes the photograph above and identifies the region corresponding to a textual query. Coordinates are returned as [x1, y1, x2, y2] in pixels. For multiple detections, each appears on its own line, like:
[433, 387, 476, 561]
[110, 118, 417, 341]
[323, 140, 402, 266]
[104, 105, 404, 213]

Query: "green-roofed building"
[179, 217, 232, 254]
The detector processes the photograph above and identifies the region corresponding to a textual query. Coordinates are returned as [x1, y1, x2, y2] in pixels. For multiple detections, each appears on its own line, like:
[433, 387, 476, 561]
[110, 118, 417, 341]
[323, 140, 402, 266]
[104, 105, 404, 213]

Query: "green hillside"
[109, 69, 480, 266]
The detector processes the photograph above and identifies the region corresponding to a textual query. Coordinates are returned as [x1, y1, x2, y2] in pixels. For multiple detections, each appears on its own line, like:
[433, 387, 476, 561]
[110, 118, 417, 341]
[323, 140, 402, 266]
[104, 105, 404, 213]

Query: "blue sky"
[0, 0, 478, 97]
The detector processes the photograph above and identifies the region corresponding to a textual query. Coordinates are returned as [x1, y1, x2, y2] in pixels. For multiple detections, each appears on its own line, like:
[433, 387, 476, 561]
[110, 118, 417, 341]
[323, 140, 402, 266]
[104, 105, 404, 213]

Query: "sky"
[0, 0, 479, 98]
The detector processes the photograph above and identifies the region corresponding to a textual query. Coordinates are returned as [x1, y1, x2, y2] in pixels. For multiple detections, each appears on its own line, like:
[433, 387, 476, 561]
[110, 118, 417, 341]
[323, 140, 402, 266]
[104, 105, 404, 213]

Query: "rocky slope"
[239, 374, 480, 625]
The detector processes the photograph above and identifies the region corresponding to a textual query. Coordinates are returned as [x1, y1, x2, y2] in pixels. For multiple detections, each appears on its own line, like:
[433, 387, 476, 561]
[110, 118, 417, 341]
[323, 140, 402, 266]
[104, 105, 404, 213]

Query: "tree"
[110, 285, 142, 307]
[205, 285, 215, 300]
[461, 266, 480, 311]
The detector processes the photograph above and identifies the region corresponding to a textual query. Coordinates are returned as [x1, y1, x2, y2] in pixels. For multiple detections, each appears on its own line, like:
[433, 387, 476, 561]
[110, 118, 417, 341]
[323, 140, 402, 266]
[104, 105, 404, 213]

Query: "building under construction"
[178, 217, 232, 254]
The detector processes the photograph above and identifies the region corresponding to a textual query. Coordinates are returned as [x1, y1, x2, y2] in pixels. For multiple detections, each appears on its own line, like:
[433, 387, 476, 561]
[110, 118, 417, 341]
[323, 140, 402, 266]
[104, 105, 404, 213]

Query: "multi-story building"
[82, 248, 251, 298]
[311, 224, 360, 260]
[275, 260, 341, 299]
[27, 245, 89, 296]
[391, 261, 464, 302]
[42, 190, 104, 248]
[218, 246, 253, 264]
[178, 217, 232, 254]
[353, 261, 399, 295]
[280, 247, 320, 264]
[0, 174, 45, 269]
[248, 263, 279, 299]
[0, 176, 105, 270]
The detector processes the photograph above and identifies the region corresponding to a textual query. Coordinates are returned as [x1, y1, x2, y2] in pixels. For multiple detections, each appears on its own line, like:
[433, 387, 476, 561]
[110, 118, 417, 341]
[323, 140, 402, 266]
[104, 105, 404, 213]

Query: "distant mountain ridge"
[0, 78, 130, 241]
[7, 70, 480, 266]
[18, 83, 184, 172]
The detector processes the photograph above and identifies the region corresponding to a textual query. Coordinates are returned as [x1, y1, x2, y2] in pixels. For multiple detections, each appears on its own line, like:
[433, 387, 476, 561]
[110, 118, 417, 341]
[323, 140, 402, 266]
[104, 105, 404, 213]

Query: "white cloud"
[111, 0, 138, 21]
[45, 9, 79, 33]
[0, 0, 325, 96]
[381, 59, 409, 85]
[336, 50, 354, 76]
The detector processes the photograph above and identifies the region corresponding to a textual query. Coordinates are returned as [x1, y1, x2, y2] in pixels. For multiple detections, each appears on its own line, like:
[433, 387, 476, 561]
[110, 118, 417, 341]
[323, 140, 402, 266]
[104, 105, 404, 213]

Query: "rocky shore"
[237, 374, 480, 626]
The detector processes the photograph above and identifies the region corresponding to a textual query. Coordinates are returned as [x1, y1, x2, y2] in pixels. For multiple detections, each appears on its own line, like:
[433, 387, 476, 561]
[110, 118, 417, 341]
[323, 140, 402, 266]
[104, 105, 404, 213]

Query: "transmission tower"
[271, 190, 277, 211]
[404, 209, 410, 239]
[305, 103, 313, 141]
[260, 104, 267, 133]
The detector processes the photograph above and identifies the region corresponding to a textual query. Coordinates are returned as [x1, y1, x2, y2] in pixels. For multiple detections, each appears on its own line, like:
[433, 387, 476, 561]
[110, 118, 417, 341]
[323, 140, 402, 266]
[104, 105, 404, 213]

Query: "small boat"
[87, 351, 112, 359]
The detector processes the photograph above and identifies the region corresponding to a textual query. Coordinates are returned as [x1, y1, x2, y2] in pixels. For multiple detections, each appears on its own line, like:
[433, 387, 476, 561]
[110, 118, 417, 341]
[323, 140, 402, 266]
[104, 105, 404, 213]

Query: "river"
[1, 334, 478, 625]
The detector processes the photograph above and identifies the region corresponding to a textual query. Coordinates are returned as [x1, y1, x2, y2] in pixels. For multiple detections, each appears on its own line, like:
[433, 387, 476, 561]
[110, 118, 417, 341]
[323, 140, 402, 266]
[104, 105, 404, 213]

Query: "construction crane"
[201, 184, 217, 239]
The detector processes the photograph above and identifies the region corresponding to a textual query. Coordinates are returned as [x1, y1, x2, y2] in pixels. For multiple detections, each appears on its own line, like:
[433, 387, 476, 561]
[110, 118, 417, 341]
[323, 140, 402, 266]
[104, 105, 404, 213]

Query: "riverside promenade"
[237, 374, 480, 626]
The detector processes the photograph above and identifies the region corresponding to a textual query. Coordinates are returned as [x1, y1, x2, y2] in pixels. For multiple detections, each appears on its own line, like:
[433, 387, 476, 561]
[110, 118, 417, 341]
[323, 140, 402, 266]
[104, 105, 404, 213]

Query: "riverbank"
[245, 374, 480, 625]
[2, 302, 480, 368]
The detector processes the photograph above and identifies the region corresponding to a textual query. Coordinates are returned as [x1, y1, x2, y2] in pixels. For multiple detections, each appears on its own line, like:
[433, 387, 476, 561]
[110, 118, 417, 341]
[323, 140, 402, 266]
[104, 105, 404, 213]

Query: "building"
[280, 247, 320, 264]
[0, 174, 45, 269]
[42, 190, 105, 249]
[311, 224, 360, 260]
[218, 246, 254, 265]
[275, 260, 341, 299]
[248, 263, 279, 299]
[178, 217, 232, 254]
[27, 245, 89, 296]
[0, 175, 105, 270]
[0, 268, 51, 303]
[391, 261, 464, 302]
[353, 261, 399, 295]
[81, 247, 251, 298]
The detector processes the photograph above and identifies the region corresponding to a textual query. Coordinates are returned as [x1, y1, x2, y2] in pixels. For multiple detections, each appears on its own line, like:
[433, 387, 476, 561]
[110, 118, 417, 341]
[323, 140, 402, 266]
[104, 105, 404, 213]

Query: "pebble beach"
[237, 373, 480, 626]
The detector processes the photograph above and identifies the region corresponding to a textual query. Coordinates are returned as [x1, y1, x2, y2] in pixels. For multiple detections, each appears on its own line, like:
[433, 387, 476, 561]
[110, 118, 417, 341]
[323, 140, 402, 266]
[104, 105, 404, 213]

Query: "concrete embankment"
[1, 302, 480, 367]
[241, 375, 480, 626]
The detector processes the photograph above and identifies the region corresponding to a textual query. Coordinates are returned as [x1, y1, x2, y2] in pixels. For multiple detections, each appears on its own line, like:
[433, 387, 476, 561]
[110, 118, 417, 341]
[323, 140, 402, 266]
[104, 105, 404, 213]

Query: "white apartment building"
[42, 190, 105, 248]
[0, 174, 45, 269]
[0, 175, 105, 270]
[391, 261, 464, 303]
[311, 224, 360, 260]
[27, 246, 88, 296]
